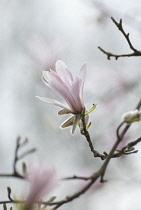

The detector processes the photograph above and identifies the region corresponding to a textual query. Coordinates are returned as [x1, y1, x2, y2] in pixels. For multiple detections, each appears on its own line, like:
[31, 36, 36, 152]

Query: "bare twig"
[100, 98, 141, 181]
[98, 17, 141, 60]
[80, 111, 105, 160]
[0, 137, 36, 180]
[7, 188, 13, 202]
[1, 100, 141, 209]
[80, 100, 141, 160]
[63, 175, 91, 181]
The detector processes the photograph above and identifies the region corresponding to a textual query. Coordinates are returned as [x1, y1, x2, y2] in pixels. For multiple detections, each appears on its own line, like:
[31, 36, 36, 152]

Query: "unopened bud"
[122, 110, 141, 123]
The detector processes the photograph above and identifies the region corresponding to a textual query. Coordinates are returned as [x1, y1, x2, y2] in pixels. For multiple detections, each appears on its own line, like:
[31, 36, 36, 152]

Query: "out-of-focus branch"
[111, 137, 141, 157]
[1, 100, 141, 209]
[98, 17, 141, 60]
[93, 1, 141, 31]
[0, 137, 36, 180]
[63, 175, 90, 181]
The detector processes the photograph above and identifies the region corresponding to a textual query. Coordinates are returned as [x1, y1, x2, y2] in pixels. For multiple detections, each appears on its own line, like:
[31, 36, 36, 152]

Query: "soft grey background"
[0, 0, 141, 209]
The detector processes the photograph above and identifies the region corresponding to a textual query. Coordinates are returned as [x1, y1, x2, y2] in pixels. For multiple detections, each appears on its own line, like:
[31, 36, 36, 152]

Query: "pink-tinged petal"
[42, 70, 58, 89]
[43, 71, 76, 112]
[70, 77, 84, 111]
[55, 60, 73, 86]
[45, 71, 80, 112]
[42, 70, 58, 84]
[50, 81, 80, 112]
[36, 96, 71, 112]
[38, 60, 86, 116]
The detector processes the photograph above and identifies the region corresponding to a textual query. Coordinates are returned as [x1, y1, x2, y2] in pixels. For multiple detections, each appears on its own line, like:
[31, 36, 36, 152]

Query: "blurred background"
[0, 0, 141, 209]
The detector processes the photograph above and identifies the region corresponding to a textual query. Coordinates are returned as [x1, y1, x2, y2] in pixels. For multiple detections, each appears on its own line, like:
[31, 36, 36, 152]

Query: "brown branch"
[80, 111, 105, 160]
[63, 175, 91, 181]
[98, 17, 141, 60]
[1, 100, 141, 209]
[100, 98, 141, 181]
[112, 137, 141, 157]
[0, 137, 36, 180]
[80, 100, 141, 160]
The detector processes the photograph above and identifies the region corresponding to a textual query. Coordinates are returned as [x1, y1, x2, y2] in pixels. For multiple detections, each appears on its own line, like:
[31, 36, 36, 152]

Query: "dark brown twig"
[98, 17, 141, 60]
[100, 98, 141, 181]
[80, 101, 141, 160]
[63, 175, 91, 181]
[80, 111, 105, 160]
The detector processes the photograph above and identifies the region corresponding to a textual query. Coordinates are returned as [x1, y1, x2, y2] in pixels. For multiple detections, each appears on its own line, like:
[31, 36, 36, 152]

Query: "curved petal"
[61, 116, 75, 128]
[70, 77, 84, 111]
[50, 81, 80, 112]
[72, 114, 81, 134]
[58, 109, 71, 115]
[46, 72, 80, 112]
[38, 61, 86, 115]
[36, 96, 71, 111]
[79, 63, 87, 100]
[55, 60, 73, 87]
[42, 71, 49, 82]
[79, 63, 87, 82]
[42, 70, 57, 83]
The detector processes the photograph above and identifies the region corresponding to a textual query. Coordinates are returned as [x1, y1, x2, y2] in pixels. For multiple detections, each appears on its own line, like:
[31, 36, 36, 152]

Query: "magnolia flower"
[121, 109, 141, 123]
[24, 163, 56, 210]
[37, 60, 87, 133]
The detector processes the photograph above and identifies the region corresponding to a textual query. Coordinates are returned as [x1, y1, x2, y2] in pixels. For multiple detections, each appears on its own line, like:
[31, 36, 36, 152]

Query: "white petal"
[42, 71, 49, 82]
[70, 77, 84, 111]
[79, 63, 87, 100]
[72, 114, 81, 134]
[55, 60, 73, 86]
[79, 63, 87, 82]
[36, 96, 71, 111]
[50, 81, 78, 112]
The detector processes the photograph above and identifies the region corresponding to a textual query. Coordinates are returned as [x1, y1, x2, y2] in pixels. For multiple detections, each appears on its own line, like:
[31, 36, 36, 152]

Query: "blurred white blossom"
[25, 163, 56, 210]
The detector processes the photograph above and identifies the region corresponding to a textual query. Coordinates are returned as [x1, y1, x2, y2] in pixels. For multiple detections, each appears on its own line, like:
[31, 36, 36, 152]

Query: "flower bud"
[121, 110, 141, 123]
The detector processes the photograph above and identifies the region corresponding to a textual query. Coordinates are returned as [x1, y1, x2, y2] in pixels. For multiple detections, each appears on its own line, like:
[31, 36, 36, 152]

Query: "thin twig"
[98, 17, 141, 60]
[63, 175, 91, 181]
[1, 100, 141, 209]
[81, 112, 105, 160]
[18, 148, 36, 160]
[100, 98, 141, 181]
[0, 136, 36, 180]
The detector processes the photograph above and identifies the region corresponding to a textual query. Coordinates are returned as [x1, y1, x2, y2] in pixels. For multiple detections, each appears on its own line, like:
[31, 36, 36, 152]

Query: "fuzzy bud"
[121, 110, 141, 123]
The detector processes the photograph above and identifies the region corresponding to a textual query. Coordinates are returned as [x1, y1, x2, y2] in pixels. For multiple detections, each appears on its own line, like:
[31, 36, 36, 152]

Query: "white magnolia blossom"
[37, 60, 87, 133]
